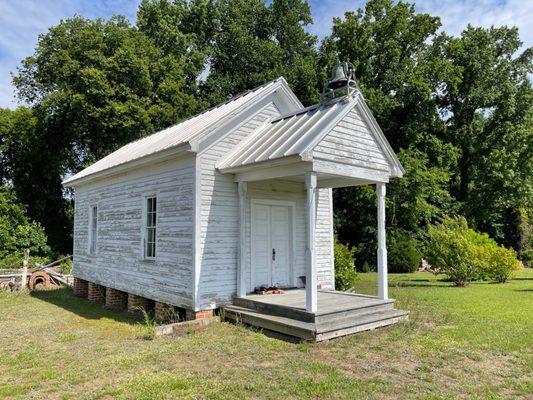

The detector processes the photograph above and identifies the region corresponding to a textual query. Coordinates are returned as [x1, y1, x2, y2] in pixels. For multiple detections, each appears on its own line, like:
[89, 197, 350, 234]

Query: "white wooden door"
[270, 206, 290, 286]
[252, 203, 291, 289]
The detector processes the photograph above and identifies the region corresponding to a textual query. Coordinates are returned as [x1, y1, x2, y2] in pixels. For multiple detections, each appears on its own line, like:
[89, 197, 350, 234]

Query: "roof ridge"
[272, 94, 354, 122]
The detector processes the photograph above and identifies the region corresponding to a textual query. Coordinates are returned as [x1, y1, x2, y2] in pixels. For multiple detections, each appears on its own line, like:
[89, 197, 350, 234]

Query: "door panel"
[252, 205, 271, 287]
[252, 203, 291, 290]
[271, 206, 290, 286]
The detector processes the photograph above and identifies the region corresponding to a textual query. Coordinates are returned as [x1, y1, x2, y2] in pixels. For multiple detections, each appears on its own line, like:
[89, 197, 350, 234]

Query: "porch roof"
[217, 92, 404, 185]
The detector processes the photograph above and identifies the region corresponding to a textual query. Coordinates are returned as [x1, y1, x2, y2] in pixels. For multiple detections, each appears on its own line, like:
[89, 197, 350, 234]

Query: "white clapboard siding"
[313, 108, 391, 173]
[73, 155, 195, 307]
[197, 103, 282, 309]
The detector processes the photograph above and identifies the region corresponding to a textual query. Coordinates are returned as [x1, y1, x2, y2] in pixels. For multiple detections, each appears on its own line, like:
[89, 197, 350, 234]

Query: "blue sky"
[0, 0, 531, 108]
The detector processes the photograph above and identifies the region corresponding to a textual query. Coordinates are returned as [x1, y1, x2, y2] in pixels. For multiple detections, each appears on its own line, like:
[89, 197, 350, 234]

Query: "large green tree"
[432, 25, 532, 252]
[204, 0, 321, 105]
[11, 15, 207, 252]
[322, 0, 457, 265]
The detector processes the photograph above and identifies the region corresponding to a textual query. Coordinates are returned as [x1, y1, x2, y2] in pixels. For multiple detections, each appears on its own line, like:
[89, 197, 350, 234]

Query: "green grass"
[0, 270, 532, 399]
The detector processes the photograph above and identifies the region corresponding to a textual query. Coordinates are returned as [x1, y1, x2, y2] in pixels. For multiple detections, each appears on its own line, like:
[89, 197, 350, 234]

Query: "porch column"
[237, 181, 247, 297]
[305, 171, 317, 313]
[376, 183, 388, 300]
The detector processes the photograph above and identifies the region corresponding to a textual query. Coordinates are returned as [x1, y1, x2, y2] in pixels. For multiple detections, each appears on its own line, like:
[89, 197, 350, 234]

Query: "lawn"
[0, 270, 532, 399]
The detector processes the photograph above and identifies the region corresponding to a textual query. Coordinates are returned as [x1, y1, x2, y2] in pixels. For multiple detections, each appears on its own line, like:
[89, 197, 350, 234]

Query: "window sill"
[140, 258, 156, 263]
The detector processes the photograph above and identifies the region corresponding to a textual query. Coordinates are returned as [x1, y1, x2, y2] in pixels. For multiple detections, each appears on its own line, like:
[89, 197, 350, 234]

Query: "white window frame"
[88, 204, 98, 255]
[142, 195, 157, 260]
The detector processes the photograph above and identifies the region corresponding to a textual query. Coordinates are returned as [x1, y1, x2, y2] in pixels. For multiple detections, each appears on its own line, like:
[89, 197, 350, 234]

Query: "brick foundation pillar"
[127, 294, 149, 315]
[73, 278, 88, 298]
[154, 301, 176, 323]
[87, 282, 105, 302]
[186, 309, 214, 321]
[105, 287, 127, 310]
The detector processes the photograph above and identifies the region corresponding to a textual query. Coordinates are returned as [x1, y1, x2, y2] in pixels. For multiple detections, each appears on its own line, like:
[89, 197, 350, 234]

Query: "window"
[89, 205, 97, 254]
[144, 196, 157, 259]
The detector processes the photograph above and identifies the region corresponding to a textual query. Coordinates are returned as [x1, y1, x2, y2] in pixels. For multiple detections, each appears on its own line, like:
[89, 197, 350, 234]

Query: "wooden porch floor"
[244, 289, 392, 315]
[223, 289, 409, 342]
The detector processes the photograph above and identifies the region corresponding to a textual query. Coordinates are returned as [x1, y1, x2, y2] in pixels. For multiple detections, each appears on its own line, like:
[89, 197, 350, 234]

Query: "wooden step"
[233, 294, 395, 323]
[222, 305, 316, 341]
[233, 296, 315, 322]
[315, 301, 395, 324]
[222, 305, 409, 342]
[316, 309, 409, 337]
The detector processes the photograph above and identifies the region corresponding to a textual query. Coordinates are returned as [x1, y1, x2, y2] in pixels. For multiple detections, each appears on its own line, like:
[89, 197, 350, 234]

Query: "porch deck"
[223, 289, 408, 342]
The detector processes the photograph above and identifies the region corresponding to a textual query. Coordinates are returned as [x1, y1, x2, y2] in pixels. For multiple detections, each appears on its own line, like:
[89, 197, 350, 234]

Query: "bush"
[0, 188, 51, 269]
[486, 246, 521, 283]
[425, 217, 521, 285]
[425, 217, 477, 286]
[59, 257, 73, 274]
[334, 236, 358, 290]
[388, 229, 421, 273]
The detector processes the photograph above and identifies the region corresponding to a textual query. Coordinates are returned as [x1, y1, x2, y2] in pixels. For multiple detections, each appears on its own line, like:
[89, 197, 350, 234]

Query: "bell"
[327, 62, 349, 90]
[321, 61, 357, 102]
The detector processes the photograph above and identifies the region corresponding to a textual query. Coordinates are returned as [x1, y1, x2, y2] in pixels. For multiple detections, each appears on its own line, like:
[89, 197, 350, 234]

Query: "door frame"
[250, 198, 296, 291]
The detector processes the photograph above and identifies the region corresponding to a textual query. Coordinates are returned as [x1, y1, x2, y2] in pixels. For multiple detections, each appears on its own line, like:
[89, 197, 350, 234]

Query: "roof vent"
[322, 61, 358, 102]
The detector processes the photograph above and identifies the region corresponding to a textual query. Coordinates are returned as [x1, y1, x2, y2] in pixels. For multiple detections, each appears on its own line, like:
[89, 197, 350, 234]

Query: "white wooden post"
[305, 171, 317, 313]
[21, 249, 29, 291]
[376, 183, 388, 300]
[237, 181, 247, 297]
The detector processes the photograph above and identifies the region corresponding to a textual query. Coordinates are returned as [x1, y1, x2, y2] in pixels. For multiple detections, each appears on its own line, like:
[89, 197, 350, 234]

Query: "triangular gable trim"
[303, 93, 404, 177]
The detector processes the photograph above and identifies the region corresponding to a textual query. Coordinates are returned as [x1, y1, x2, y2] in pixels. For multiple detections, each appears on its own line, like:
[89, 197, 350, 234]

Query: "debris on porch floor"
[223, 289, 409, 342]
[252, 286, 286, 295]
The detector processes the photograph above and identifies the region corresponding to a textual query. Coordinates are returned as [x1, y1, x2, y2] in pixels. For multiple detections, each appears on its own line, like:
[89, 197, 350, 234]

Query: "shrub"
[425, 217, 479, 286]
[388, 229, 421, 273]
[59, 257, 73, 274]
[425, 217, 521, 285]
[486, 246, 521, 283]
[334, 236, 358, 290]
[0, 188, 51, 269]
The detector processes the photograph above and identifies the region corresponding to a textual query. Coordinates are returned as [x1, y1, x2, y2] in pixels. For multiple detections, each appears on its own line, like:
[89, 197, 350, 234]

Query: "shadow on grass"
[30, 287, 138, 324]
[390, 279, 451, 288]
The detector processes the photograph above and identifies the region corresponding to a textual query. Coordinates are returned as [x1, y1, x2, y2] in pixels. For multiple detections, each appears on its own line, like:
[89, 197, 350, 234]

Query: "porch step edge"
[316, 302, 395, 323]
[222, 305, 316, 340]
[316, 309, 409, 334]
[233, 296, 316, 322]
[316, 312, 409, 342]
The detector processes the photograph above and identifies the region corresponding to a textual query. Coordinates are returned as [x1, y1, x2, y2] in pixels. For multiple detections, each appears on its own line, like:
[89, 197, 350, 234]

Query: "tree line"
[0, 0, 531, 268]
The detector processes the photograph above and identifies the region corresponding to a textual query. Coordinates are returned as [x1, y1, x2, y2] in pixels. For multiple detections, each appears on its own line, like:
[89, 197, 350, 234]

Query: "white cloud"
[307, 0, 532, 47]
[0, 0, 531, 109]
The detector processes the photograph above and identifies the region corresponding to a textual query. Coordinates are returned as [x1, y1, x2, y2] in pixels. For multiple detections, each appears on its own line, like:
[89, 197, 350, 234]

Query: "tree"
[436, 25, 532, 225]
[204, 0, 321, 105]
[11, 16, 207, 252]
[321, 0, 448, 153]
[388, 148, 455, 236]
[324, 0, 457, 269]
[0, 187, 51, 269]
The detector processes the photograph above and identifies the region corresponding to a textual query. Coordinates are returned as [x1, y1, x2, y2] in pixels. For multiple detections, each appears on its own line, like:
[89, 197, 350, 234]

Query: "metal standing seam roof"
[63, 78, 289, 185]
[218, 95, 359, 170]
[218, 92, 405, 177]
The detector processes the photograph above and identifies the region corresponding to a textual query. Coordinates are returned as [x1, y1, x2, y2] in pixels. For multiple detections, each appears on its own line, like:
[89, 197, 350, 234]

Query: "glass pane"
[151, 211, 157, 227]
